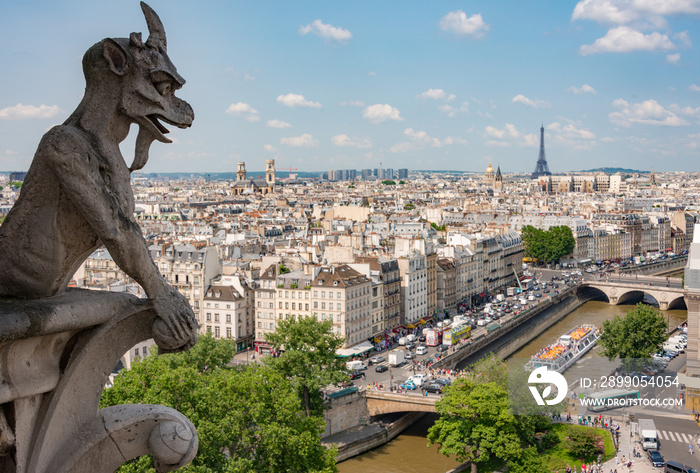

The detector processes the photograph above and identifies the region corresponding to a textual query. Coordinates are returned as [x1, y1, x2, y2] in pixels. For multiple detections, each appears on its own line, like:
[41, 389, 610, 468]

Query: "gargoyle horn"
[141, 1, 167, 51]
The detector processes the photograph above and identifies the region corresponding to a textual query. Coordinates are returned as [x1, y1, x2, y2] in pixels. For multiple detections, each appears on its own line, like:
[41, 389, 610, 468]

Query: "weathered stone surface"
[0, 1, 196, 353]
[0, 3, 199, 472]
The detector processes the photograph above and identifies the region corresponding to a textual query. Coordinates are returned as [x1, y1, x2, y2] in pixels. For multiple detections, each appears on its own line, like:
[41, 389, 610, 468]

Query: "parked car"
[400, 381, 418, 390]
[436, 345, 449, 353]
[422, 382, 444, 394]
[369, 355, 385, 365]
[434, 378, 452, 386]
[405, 352, 414, 360]
[375, 364, 388, 373]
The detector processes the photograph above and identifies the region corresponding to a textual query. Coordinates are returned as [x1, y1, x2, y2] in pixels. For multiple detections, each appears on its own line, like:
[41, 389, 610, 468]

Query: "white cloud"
[667, 53, 681, 64]
[439, 10, 490, 38]
[339, 100, 365, 107]
[609, 98, 688, 127]
[363, 104, 403, 124]
[390, 142, 417, 153]
[299, 20, 352, 42]
[0, 103, 62, 120]
[266, 119, 292, 129]
[690, 84, 700, 92]
[547, 121, 597, 150]
[418, 88, 455, 101]
[438, 102, 469, 117]
[281, 133, 318, 147]
[674, 31, 692, 47]
[572, 0, 640, 24]
[277, 94, 322, 108]
[264, 144, 277, 152]
[579, 26, 675, 55]
[331, 134, 372, 149]
[225, 102, 260, 122]
[568, 84, 597, 95]
[483, 123, 538, 147]
[512, 94, 552, 108]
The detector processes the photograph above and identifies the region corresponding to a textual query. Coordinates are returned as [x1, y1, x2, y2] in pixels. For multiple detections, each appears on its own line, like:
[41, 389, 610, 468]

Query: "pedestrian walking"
[690, 443, 694, 455]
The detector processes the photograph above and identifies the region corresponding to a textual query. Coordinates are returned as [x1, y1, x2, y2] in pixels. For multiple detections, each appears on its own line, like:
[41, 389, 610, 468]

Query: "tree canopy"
[520, 225, 575, 264]
[427, 355, 553, 473]
[598, 302, 667, 370]
[101, 334, 338, 473]
[264, 317, 347, 417]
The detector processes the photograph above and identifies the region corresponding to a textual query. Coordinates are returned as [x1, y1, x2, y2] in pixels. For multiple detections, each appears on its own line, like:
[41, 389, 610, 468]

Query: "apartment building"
[149, 244, 220, 329]
[311, 265, 372, 347]
[397, 254, 428, 326]
[203, 274, 254, 352]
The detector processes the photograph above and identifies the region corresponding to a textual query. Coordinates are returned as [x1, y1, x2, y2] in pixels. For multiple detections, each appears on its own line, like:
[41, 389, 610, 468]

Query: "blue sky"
[2, 0, 700, 174]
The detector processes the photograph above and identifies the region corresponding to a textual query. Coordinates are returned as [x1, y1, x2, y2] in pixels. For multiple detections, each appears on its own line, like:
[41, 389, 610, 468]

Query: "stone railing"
[0, 289, 197, 473]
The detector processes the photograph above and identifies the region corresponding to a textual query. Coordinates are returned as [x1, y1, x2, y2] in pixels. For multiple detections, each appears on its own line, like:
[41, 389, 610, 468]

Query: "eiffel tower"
[531, 124, 551, 179]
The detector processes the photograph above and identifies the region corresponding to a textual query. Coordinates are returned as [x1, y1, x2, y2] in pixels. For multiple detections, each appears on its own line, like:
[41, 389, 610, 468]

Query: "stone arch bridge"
[364, 391, 438, 416]
[576, 278, 686, 311]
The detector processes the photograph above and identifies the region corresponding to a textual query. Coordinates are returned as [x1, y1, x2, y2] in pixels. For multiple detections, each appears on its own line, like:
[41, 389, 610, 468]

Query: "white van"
[346, 360, 367, 371]
[406, 334, 417, 342]
[416, 346, 428, 355]
[398, 337, 407, 346]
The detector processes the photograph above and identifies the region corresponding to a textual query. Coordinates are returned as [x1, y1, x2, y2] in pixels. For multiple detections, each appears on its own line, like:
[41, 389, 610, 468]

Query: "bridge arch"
[576, 285, 610, 303]
[666, 296, 687, 311]
[615, 289, 654, 306]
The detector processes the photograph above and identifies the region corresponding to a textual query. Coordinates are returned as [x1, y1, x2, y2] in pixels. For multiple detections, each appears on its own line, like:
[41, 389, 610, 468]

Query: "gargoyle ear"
[102, 38, 128, 76]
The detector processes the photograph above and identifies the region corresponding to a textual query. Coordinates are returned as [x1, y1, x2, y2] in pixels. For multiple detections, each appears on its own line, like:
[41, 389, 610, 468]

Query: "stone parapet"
[0, 289, 198, 473]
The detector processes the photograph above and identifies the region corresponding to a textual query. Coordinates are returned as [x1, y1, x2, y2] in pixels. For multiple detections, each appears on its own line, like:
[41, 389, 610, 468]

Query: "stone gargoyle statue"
[0, 3, 199, 472]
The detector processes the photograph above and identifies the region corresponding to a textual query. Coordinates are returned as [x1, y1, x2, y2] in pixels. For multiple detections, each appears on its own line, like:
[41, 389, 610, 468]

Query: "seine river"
[337, 300, 688, 473]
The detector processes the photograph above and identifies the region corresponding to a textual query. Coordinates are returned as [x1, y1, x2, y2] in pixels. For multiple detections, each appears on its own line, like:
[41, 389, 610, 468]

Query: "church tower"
[236, 162, 246, 182]
[266, 159, 276, 193]
[494, 165, 503, 190]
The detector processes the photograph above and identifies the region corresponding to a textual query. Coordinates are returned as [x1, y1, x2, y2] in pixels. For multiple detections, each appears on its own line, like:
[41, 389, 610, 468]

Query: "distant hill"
[579, 167, 648, 174]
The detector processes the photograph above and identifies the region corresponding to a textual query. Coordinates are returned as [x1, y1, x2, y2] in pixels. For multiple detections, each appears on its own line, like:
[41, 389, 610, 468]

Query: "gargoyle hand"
[151, 286, 198, 353]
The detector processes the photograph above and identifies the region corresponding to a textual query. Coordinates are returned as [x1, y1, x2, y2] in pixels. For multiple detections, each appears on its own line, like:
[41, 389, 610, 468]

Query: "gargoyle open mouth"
[145, 114, 191, 143]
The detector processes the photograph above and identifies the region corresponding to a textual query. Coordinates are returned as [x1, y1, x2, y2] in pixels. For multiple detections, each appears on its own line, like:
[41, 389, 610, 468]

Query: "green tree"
[279, 263, 291, 274]
[427, 379, 523, 473]
[598, 303, 667, 370]
[430, 222, 447, 232]
[520, 225, 575, 264]
[398, 180, 406, 184]
[506, 446, 549, 473]
[564, 427, 605, 459]
[381, 180, 396, 185]
[101, 336, 337, 473]
[264, 317, 347, 417]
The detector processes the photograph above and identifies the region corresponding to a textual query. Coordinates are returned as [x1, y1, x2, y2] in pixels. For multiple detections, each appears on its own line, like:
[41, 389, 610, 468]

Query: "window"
[292, 303, 296, 310]
[214, 313, 220, 322]
[258, 322, 261, 328]
[134, 347, 139, 357]
[305, 303, 309, 311]
[322, 302, 326, 309]
[314, 301, 318, 309]
[269, 302, 273, 309]
[285, 302, 289, 309]
[337, 303, 341, 310]
[291, 292, 295, 299]
[337, 315, 341, 322]
[270, 322, 275, 330]
[305, 292, 309, 299]
[314, 290, 318, 297]
[206, 313, 211, 322]
[226, 304, 231, 309]
[337, 291, 341, 299]
[215, 326, 220, 337]
[285, 291, 289, 298]
[279, 302, 282, 309]
[226, 314, 231, 323]
[329, 292, 333, 299]
[226, 327, 232, 338]
[206, 326, 212, 333]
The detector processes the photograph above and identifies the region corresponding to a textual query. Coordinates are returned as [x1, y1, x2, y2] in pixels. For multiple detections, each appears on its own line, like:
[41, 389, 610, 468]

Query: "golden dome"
[486, 162, 494, 173]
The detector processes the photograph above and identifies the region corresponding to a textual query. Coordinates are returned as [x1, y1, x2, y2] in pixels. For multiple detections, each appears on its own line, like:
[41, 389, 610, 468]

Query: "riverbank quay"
[324, 412, 426, 462]
[326, 286, 589, 462]
[433, 287, 585, 371]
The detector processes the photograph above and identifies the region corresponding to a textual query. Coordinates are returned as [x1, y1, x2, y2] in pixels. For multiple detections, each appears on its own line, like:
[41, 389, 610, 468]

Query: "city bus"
[581, 389, 640, 412]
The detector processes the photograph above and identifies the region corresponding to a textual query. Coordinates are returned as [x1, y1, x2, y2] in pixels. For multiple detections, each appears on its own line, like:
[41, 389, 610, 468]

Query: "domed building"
[484, 162, 495, 183]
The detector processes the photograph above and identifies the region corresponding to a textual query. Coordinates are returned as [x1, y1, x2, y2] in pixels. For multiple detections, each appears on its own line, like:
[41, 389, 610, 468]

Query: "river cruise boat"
[526, 324, 601, 373]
